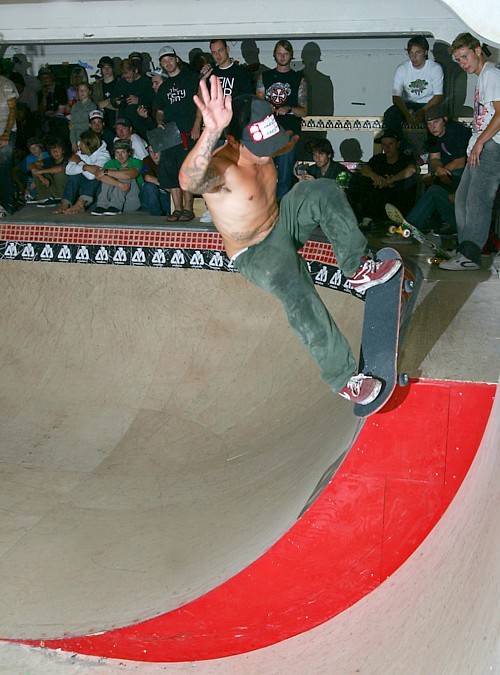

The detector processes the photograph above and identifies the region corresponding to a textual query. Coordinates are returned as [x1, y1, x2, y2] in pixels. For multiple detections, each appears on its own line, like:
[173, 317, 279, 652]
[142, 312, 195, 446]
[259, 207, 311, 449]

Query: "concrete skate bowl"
[0, 224, 496, 664]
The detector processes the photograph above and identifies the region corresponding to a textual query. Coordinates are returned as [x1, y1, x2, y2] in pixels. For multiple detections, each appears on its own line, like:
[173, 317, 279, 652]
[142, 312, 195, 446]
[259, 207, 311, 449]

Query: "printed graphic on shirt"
[266, 82, 291, 107]
[408, 78, 429, 96]
[165, 85, 187, 104]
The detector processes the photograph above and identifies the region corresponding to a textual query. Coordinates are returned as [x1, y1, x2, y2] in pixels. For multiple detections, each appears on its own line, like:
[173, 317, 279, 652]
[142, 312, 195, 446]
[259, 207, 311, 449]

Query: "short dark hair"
[407, 36, 430, 56]
[46, 137, 65, 150]
[225, 95, 254, 141]
[210, 39, 228, 48]
[450, 32, 481, 53]
[309, 139, 333, 157]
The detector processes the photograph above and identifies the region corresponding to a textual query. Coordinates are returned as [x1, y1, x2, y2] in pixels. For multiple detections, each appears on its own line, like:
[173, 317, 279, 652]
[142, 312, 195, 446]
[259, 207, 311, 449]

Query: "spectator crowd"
[0, 33, 498, 271]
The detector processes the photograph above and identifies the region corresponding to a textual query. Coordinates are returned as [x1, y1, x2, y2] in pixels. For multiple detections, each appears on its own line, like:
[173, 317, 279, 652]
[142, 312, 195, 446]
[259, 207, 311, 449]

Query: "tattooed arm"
[179, 75, 233, 194]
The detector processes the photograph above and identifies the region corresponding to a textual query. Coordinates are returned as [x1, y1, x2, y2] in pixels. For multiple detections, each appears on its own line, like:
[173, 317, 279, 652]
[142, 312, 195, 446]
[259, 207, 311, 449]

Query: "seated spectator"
[69, 82, 95, 152]
[91, 139, 143, 215]
[29, 137, 68, 207]
[24, 137, 49, 201]
[92, 56, 119, 129]
[403, 103, 471, 235]
[53, 129, 110, 214]
[12, 103, 38, 197]
[108, 58, 153, 140]
[359, 131, 417, 224]
[114, 116, 148, 159]
[384, 36, 444, 134]
[297, 138, 359, 214]
[139, 144, 171, 216]
[88, 109, 115, 152]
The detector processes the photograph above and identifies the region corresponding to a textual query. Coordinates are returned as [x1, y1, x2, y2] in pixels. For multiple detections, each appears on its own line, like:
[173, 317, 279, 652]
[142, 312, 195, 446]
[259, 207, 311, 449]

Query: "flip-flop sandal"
[178, 209, 195, 222]
[166, 209, 182, 222]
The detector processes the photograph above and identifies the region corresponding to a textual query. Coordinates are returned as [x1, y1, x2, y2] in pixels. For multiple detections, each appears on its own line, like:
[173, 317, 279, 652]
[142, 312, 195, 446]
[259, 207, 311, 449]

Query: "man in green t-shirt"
[91, 139, 143, 215]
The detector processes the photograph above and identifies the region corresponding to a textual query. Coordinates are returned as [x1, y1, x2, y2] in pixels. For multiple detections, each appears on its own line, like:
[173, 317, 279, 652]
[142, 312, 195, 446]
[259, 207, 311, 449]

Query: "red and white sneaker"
[348, 256, 402, 293]
[338, 374, 382, 405]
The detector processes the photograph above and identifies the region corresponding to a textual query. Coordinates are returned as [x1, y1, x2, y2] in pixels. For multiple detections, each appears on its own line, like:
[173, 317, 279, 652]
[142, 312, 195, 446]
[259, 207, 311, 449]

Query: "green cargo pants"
[233, 179, 367, 392]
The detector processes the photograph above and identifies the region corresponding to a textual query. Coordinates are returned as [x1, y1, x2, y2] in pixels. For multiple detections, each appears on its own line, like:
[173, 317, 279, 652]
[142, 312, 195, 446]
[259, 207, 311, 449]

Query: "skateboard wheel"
[404, 279, 414, 293]
[389, 225, 397, 234]
[398, 373, 410, 387]
[402, 229, 411, 238]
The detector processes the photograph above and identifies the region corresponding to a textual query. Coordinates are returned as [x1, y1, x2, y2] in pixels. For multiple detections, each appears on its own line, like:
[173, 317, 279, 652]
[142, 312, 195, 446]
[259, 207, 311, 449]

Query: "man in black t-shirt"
[359, 131, 417, 220]
[156, 45, 202, 222]
[209, 39, 253, 99]
[256, 40, 308, 199]
[111, 59, 153, 141]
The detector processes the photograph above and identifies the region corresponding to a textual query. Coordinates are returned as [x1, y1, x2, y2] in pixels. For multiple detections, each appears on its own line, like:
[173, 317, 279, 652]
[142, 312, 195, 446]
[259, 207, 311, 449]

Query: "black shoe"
[103, 207, 121, 216]
[91, 206, 106, 215]
[37, 198, 61, 208]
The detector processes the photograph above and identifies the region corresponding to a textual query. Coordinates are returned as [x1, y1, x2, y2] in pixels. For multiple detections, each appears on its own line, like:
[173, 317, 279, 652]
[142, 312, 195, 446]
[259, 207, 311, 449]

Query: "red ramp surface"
[18, 379, 495, 662]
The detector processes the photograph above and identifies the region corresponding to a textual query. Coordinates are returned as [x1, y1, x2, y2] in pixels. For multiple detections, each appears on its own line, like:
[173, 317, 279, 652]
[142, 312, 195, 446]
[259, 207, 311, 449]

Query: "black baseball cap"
[425, 104, 448, 122]
[239, 98, 290, 157]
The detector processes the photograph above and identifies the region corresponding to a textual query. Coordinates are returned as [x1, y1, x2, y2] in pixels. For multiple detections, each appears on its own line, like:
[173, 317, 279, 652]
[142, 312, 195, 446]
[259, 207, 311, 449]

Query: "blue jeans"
[0, 131, 16, 211]
[406, 185, 456, 231]
[234, 179, 367, 392]
[139, 182, 171, 216]
[455, 139, 500, 264]
[274, 142, 299, 200]
[383, 102, 425, 133]
[63, 174, 101, 205]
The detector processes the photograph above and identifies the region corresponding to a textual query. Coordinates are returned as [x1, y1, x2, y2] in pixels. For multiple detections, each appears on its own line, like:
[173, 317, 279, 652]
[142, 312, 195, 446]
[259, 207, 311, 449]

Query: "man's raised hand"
[193, 75, 232, 133]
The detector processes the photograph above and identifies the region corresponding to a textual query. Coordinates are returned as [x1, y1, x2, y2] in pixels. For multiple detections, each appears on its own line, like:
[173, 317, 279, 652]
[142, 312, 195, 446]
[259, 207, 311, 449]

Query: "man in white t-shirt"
[440, 33, 500, 271]
[384, 36, 444, 134]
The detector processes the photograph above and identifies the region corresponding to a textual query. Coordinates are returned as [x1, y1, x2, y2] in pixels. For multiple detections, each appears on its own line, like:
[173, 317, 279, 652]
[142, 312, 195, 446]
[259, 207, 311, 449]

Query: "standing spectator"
[137, 66, 167, 131]
[66, 66, 89, 108]
[114, 116, 148, 159]
[110, 59, 153, 140]
[93, 56, 119, 129]
[29, 138, 68, 207]
[69, 82, 95, 152]
[210, 39, 253, 98]
[37, 67, 69, 143]
[256, 40, 308, 199]
[139, 144, 171, 216]
[9, 72, 38, 114]
[91, 139, 143, 216]
[384, 36, 444, 134]
[359, 131, 417, 224]
[156, 45, 201, 222]
[440, 33, 500, 271]
[0, 71, 18, 215]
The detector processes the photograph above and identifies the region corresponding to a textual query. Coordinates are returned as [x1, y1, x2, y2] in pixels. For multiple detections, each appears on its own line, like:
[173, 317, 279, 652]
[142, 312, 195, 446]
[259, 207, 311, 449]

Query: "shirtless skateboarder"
[179, 76, 401, 406]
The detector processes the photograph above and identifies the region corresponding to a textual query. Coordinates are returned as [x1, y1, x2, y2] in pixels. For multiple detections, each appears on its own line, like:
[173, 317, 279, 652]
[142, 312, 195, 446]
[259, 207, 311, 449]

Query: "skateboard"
[354, 247, 422, 418]
[385, 203, 451, 264]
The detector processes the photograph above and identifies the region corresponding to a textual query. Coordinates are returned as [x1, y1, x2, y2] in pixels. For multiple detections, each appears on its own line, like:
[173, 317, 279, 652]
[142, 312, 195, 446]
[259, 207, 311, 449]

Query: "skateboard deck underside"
[354, 248, 404, 418]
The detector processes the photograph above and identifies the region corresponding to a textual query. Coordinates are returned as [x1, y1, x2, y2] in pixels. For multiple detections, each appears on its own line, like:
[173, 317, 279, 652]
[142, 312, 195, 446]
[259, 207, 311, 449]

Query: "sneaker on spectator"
[199, 209, 213, 223]
[103, 207, 121, 216]
[91, 206, 106, 215]
[359, 217, 374, 230]
[348, 256, 402, 292]
[37, 198, 61, 208]
[439, 253, 480, 271]
[338, 373, 382, 405]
